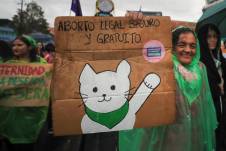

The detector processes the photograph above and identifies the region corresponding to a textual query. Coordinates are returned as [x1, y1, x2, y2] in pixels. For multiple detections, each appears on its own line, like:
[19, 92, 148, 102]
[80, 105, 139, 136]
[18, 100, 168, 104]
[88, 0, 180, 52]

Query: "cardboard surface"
[0, 63, 53, 107]
[52, 16, 176, 135]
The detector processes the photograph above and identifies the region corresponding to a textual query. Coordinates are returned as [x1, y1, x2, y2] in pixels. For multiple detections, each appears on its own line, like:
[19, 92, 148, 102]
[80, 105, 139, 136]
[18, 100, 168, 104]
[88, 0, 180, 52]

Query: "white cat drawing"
[79, 60, 160, 133]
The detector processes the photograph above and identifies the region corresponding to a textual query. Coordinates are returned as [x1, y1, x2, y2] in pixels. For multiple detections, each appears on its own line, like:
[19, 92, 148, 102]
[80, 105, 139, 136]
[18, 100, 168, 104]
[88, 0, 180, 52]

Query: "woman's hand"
[125, 11, 144, 20]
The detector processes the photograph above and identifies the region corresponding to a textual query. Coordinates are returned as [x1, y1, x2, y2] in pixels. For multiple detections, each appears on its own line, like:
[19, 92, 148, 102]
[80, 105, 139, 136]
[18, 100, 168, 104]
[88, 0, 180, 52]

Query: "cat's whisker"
[80, 93, 88, 96]
[124, 87, 135, 93]
[124, 96, 129, 100]
[80, 95, 88, 98]
[71, 97, 85, 99]
[78, 100, 87, 108]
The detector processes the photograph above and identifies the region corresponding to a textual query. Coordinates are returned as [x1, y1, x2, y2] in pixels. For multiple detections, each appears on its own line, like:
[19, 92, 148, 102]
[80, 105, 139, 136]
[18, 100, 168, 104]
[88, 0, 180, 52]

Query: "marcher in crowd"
[0, 40, 13, 63]
[197, 24, 226, 151]
[9, 35, 46, 63]
[0, 40, 13, 151]
[36, 42, 45, 57]
[43, 43, 55, 63]
[119, 13, 217, 151]
[0, 35, 48, 151]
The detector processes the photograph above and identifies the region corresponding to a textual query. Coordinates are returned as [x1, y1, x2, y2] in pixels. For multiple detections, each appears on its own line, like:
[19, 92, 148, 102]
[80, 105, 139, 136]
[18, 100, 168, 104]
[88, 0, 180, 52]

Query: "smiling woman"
[174, 32, 197, 65]
[119, 25, 217, 151]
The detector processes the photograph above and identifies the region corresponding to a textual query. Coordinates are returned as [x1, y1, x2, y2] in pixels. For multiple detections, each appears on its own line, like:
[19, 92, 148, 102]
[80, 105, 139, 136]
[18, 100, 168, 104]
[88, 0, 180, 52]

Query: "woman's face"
[207, 29, 218, 50]
[12, 39, 30, 58]
[175, 32, 196, 65]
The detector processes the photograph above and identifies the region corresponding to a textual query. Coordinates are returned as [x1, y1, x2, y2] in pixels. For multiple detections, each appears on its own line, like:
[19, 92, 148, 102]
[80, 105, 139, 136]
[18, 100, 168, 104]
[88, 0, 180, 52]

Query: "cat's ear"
[116, 60, 131, 77]
[80, 64, 96, 83]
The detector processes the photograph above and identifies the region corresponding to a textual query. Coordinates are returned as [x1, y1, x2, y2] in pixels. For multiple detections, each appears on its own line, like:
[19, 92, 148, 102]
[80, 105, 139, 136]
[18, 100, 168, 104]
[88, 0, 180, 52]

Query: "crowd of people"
[0, 12, 226, 151]
[0, 38, 55, 64]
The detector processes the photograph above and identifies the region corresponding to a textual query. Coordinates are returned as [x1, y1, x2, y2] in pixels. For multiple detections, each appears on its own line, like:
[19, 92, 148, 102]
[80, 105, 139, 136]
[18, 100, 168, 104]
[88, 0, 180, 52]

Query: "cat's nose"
[102, 94, 106, 97]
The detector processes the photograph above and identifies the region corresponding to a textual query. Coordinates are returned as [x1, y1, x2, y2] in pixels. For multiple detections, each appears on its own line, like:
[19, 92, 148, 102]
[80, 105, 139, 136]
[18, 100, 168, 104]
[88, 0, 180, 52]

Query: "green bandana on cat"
[85, 101, 129, 129]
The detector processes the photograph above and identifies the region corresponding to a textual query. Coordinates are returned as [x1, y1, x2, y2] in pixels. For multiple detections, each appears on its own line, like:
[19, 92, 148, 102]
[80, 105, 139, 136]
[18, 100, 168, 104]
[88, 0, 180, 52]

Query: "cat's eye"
[110, 85, 116, 90]
[93, 87, 98, 93]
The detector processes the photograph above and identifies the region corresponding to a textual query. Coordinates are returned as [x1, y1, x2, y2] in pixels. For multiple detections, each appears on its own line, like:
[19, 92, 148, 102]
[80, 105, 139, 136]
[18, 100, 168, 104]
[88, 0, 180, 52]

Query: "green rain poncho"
[0, 36, 49, 144]
[119, 28, 217, 151]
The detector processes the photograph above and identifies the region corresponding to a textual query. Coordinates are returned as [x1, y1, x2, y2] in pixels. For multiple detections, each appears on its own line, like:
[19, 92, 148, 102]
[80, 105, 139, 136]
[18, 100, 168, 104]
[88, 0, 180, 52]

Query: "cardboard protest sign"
[0, 63, 53, 107]
[53, 16, 176, 135]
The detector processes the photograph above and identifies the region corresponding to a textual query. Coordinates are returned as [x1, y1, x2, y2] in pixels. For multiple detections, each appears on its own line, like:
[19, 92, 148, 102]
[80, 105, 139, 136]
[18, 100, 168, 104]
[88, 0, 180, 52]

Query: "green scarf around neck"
[172, 27, 202, 105]
[85, 101, 129, 129]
